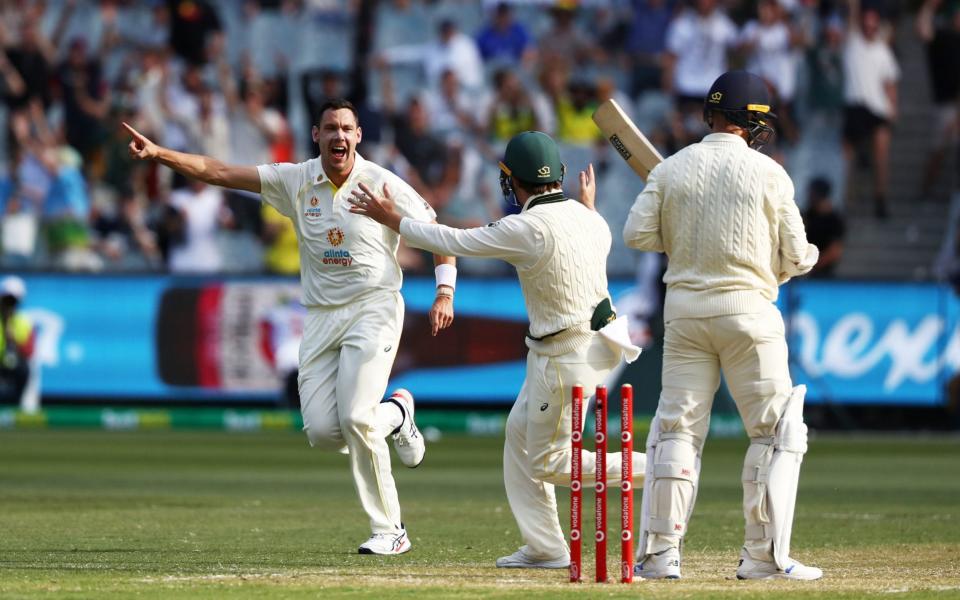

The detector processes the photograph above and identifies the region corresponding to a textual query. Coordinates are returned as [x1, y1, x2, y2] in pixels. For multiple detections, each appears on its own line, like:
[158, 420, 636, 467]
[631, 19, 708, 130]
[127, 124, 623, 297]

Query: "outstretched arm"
[916, 0, 940, 42]
[847, 0, 860, 32]
[347, 182, 457, 336]
[123, 122, 261, 193]
[349, 182, 537, 264]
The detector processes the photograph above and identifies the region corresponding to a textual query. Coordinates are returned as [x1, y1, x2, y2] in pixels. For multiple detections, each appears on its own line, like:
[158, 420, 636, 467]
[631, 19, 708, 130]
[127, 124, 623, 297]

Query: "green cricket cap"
[499, 131, 563, 184]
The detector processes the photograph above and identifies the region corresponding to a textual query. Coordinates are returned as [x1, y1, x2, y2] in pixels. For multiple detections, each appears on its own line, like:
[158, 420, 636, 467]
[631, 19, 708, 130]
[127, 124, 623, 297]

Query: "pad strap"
[742, 464, 771, 484]
[745, 523, 771, 540]
[649, 517, 686, 536]
[654, 463, 698, 483]
[660, 431, 699, 444]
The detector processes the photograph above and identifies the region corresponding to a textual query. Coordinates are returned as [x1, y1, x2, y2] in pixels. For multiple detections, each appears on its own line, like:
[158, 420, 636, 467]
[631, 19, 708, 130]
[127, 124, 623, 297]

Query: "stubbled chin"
[322, 153, 352, 175]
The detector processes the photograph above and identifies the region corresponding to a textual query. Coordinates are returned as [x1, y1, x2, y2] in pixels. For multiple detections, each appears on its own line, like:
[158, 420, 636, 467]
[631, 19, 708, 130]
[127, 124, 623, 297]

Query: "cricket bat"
[592, 99, 663, 180]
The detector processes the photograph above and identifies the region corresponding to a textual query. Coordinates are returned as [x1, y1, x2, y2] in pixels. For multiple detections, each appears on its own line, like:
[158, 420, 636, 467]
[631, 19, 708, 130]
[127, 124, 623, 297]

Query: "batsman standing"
[350, 131, 646, 569]
[123, 99, 456, 555]
[623, 71, 822, 580]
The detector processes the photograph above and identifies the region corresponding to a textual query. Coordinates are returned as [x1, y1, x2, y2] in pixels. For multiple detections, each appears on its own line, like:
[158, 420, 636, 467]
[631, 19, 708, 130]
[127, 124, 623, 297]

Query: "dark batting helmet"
[702, 70, 776, 149]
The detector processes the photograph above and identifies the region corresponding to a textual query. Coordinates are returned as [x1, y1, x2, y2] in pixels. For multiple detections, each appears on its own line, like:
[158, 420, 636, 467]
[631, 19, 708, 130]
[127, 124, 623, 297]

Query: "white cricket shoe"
[358, 530, 411, 555]
[495, 546, 569, 569]
[736, 549, 823, 580]
[388, 389, 425, 468]
[634, 547, 682, 579]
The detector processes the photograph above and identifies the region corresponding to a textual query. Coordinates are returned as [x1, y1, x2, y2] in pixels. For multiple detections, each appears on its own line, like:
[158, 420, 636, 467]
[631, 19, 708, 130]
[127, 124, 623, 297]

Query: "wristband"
[435, 263, 457, 291]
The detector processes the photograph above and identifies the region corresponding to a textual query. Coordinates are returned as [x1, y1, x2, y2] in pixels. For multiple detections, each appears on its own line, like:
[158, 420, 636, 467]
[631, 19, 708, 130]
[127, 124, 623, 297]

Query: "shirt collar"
[702, 132, 748, 146]
[312, 152, 366, 186]
[521, 190, 566, 211]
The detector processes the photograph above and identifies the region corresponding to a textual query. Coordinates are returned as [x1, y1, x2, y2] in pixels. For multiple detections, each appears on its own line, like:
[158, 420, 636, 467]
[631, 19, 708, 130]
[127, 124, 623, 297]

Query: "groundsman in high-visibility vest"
[0, 276, 35, 405]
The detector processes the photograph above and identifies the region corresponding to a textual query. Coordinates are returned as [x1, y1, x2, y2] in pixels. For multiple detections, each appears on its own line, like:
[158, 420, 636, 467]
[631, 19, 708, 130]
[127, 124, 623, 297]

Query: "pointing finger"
[122, 121, 144, 141]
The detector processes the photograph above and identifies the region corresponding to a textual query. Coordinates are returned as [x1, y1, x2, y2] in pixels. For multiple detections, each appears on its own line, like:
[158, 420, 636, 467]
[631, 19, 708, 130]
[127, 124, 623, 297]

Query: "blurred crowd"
[0, 0, 957, 277]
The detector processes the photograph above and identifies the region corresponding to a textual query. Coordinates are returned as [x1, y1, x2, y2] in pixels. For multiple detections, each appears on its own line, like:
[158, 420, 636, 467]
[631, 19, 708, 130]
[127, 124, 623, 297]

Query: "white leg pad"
[636, 418, 703, 559]
[742, 385, 808, 569]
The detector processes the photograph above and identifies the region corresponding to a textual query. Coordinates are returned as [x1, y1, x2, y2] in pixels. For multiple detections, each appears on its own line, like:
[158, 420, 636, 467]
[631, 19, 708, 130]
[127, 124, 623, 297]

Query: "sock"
[378, 397, 405, 436]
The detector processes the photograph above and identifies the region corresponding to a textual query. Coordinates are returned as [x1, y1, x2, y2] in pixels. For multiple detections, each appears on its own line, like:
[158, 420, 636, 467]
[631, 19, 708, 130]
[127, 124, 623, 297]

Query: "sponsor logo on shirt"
[318, 228, 351, 266]
[322, 249, 353, 267]
[327, 227, 345, 247]
[304, 196, 322, 219]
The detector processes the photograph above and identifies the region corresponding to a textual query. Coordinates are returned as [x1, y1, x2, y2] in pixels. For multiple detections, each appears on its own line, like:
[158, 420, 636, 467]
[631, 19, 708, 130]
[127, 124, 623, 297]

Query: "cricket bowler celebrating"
[123, 99, 456, 555]
[623, 70, 822, 580]
[350, 131, 646, 569]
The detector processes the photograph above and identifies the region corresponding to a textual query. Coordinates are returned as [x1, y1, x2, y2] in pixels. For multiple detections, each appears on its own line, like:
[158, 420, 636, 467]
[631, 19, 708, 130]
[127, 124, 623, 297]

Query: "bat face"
[592, 99, 664, 180]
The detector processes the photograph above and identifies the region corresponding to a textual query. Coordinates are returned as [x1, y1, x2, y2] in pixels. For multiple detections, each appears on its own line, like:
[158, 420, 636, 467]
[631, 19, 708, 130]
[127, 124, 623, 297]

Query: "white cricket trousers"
[298, 290, 406, 534]
[649, 303, 793, 550]
[503, 334, 647, 560]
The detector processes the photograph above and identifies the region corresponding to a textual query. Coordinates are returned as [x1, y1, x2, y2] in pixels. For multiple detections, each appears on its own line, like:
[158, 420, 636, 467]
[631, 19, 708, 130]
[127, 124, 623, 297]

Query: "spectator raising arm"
[122, 122, 261, 193]
[915, 0, 940, 41]
[0, 49, 25, 98]
[847, 0, 860, 32]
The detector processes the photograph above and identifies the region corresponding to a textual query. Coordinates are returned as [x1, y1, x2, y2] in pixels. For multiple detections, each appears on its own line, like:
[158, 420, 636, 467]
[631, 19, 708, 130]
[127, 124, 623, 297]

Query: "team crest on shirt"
[327, 227, 345, 247]
[304, 196, 322, 219]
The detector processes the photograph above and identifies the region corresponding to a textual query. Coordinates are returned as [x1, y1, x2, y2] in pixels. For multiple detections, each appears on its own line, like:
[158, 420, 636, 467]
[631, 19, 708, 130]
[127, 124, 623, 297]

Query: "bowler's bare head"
[313, 100, 362, 187]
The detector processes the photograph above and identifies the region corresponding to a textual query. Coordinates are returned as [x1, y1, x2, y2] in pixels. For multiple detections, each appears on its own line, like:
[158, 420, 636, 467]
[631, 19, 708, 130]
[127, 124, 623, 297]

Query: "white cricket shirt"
[258, 154, 436, 307]
[843, 29, 899, 118]
[666, 10, 738, 97]
[741, 20, 797, 101]
[168, 186, 224, 273]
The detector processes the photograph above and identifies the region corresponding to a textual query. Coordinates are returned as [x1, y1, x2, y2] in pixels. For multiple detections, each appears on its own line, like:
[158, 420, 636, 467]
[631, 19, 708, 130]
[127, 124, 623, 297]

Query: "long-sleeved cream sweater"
[400, 193, 611, 356]
[623, 133, 818, 322]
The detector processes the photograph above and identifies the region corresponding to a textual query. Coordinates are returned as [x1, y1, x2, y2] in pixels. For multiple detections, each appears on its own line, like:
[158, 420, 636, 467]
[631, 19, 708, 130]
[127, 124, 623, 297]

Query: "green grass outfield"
[0, 430, 958, 599]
